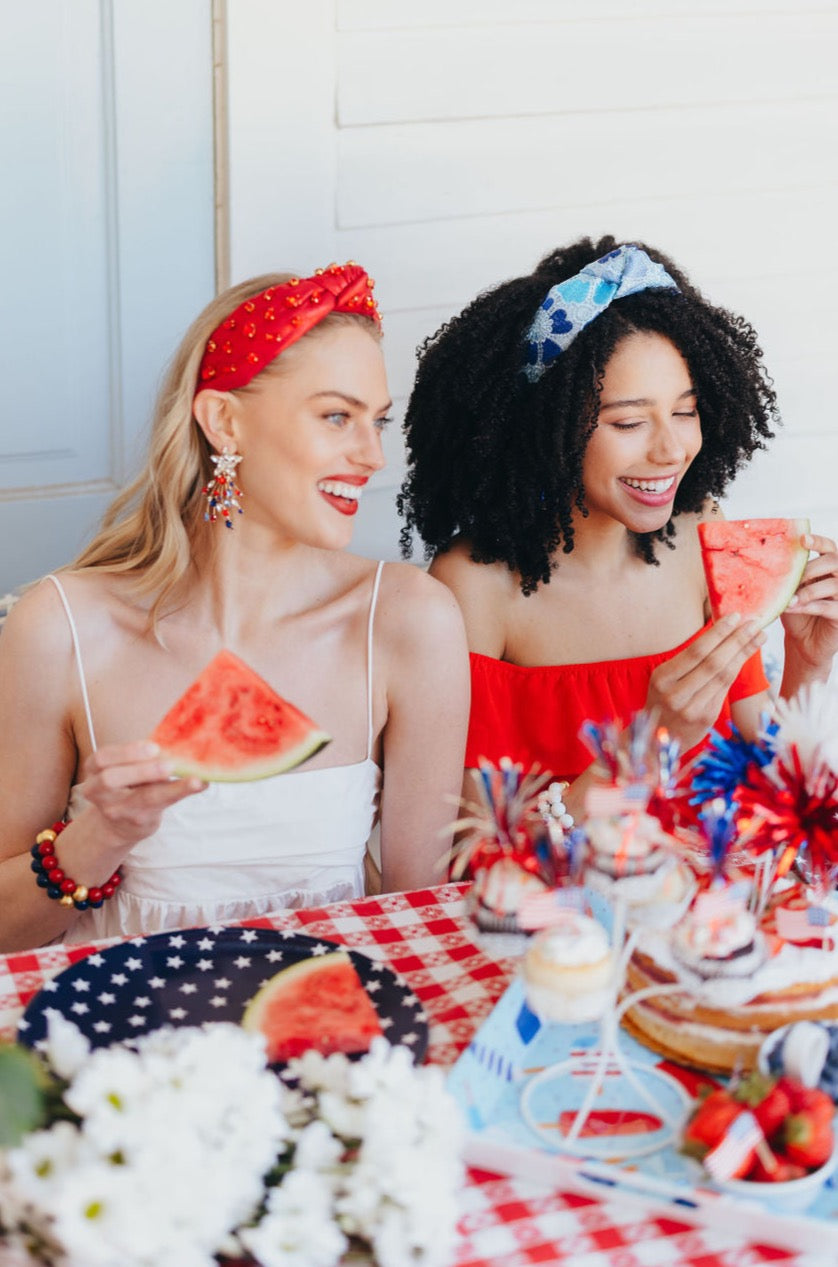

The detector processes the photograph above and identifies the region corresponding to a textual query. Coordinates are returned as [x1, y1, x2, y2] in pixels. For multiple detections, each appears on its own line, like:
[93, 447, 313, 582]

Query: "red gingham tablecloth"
[0, 884, 830, 1267]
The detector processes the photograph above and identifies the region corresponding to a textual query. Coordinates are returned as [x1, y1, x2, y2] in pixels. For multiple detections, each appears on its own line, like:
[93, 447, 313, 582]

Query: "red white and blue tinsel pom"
[687, 716, 777, 809]
[734, 747, 838, 880]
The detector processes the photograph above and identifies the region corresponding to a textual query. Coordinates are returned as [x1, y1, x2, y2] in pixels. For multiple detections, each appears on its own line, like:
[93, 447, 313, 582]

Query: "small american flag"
[693, 886, 745, 925]
[584, 783, 646, 817]
[703, 1111, 764, 1182]
[517, 886, 588, 930]
[776, 904, 834, 944]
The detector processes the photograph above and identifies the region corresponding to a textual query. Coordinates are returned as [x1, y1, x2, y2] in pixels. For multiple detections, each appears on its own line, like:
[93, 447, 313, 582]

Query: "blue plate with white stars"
[16, 926, 429, 1064]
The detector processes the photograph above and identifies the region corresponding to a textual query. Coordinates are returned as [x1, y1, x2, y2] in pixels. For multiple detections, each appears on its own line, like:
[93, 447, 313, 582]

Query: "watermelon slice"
[150, 649, 330, 781]
[698, 518, 810, 630]
[241, 951, 383, 1063]
[555, 1109, 664, 1138]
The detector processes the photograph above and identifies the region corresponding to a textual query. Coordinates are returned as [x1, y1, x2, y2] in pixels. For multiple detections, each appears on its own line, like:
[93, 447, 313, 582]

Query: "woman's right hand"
[645, 614, 766, 753]
[76, 741, 207, 853]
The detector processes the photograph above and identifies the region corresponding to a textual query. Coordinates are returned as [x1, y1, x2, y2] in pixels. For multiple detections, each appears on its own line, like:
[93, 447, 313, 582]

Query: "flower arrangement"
[0, 1016, 464, 1267]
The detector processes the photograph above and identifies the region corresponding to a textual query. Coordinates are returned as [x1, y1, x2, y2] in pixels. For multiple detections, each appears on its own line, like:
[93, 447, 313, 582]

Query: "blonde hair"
[71, 273, 381, 628]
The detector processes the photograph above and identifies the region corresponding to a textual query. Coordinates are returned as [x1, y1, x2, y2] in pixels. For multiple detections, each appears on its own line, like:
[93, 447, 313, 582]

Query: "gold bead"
[72, 885, 89, 902]
[36, 829, 57, 845]
[59, 894, 75, 907]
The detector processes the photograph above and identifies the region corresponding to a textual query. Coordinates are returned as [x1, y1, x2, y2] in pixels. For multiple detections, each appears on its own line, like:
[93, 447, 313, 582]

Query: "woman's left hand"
[781, 532, 838, 678]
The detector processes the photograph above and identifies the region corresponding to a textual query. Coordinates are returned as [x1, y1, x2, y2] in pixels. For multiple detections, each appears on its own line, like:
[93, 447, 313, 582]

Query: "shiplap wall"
[227, 0, 838, 574]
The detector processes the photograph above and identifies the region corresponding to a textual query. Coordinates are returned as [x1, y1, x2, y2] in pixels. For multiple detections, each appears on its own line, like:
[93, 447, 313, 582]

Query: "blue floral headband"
[522, 245, 679, 383]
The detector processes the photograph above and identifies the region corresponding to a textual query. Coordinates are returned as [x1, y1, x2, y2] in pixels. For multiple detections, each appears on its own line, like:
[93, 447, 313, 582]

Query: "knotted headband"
[195, 262, 381, 396]
[522, 245, 679, 383]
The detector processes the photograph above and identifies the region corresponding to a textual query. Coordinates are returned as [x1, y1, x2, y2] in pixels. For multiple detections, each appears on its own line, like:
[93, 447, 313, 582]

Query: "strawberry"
[754, 1085, 793, 1140]
[790, 1087, 834, 1126]
[682, 1089, 741, 1159]
[781, 1111, 835, 1170]
[776, 1077, 834, 1123]
[732, 1072, 791, 1140]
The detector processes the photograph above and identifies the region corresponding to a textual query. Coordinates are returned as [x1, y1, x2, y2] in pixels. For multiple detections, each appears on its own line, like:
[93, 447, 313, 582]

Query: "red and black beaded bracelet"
[30, 822, 122, 911]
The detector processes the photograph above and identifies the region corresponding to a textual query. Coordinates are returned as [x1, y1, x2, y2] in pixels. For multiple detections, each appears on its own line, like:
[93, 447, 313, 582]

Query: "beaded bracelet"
[30, 822, 122, 911]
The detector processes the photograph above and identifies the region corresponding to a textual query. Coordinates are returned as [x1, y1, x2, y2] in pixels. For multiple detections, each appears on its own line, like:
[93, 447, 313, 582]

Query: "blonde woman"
[0, 264, 469, 951]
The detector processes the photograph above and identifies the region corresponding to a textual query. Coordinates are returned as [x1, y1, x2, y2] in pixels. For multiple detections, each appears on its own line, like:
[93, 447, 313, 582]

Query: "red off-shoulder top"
[465, 625, 769, 781]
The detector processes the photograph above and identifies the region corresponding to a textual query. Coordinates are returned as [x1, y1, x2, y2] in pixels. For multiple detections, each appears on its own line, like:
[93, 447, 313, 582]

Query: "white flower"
[292, 1119, 344, 1173]
[44, 1012, 91, 1081]
[239, 1168, 347, 1267]
[285, 1049, 352, 1095]
[0, 1026, 465, 1267]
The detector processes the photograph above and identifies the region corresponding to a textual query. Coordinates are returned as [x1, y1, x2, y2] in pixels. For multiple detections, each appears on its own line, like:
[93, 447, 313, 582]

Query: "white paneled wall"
[0, 1, 215, 592]
[227, 1, 838, 563]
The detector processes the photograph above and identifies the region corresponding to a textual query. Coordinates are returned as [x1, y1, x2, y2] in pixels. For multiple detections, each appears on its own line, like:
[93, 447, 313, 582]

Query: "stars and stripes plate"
[16, 926, 428, 1063]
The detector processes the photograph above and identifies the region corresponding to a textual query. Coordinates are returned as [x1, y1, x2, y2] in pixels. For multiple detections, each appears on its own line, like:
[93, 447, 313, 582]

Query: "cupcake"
[584, 808, 694, 928]
[468, 858, 549, 933]
[673, 889, 766, 979]
[523, 911, 615, 1023]
[585, 808, 670, 877]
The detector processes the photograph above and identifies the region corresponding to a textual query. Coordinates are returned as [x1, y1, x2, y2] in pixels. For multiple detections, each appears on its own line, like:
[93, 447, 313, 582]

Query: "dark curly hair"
[397, 236, 778, 594]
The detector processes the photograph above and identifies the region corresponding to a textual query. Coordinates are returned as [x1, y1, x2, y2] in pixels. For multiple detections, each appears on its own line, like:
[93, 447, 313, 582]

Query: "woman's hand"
[76, 741, 207, 852]
[645, 615, 766, 753]
[781, 532, 838, 685]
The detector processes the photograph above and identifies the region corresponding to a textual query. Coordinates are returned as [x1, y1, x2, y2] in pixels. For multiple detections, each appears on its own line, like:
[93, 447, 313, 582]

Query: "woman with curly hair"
[398, 236, 838, 818]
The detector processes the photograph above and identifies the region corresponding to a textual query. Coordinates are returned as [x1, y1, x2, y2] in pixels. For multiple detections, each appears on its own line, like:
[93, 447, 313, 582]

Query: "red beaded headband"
[195, 261, 381, 396]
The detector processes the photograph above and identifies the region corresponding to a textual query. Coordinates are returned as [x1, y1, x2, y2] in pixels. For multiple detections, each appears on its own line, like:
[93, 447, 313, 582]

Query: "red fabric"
[465, 624, 769, 780]
[195, 262, 380, 395]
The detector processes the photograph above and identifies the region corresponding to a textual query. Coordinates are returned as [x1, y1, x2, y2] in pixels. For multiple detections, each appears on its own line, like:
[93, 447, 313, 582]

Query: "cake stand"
[519, 903, 692, 1161]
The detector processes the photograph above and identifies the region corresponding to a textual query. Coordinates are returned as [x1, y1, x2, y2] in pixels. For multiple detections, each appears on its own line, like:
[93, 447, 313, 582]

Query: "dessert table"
[0, 882, 832, 1267]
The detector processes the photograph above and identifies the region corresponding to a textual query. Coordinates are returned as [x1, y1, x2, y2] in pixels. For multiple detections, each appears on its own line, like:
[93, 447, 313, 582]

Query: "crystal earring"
[202, 447, 243, 527]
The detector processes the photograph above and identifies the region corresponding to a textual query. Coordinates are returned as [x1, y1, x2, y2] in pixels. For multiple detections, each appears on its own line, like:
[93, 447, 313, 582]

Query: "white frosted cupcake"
[523, 912, 615, 1023]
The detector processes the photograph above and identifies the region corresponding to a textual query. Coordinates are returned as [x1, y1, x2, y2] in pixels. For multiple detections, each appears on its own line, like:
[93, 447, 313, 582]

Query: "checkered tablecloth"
[0, 884, 830, 1267]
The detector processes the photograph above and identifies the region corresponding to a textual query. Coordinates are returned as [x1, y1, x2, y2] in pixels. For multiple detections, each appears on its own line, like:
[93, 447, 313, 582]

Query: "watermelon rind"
[150, 649, 331, 782]
[698, 517, 810, 631]
[160, 732, 331, 783]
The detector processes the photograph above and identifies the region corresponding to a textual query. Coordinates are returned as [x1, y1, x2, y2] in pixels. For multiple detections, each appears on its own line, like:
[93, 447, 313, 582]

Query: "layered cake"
[622, 894, 838, 1074]
[523, 911, 615, 1023]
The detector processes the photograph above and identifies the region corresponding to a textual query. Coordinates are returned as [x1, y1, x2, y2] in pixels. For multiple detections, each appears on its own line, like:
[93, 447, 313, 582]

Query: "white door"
[0, 0, 216, 593]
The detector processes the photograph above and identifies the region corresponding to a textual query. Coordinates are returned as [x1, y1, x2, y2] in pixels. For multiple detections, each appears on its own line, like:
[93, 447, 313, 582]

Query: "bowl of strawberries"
[682, 1071, 837, 1213]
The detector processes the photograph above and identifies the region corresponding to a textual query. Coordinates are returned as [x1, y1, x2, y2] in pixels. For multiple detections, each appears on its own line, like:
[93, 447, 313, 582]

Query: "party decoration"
[697, 797, 738, 880]
[448, 757, 570, 887]
[687, 717, 777, 808]
[735, 748, 838, 884]
[772, 681, 838, 776]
